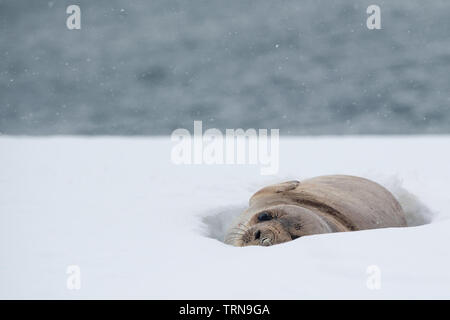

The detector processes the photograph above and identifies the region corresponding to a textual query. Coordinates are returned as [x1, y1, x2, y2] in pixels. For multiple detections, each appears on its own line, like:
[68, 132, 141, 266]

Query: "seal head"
[226, 205, 332, 246]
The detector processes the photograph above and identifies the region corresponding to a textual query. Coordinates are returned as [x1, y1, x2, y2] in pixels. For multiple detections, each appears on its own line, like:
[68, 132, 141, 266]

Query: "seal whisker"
[226, 227, 249, 237]
[224, 229, 245, 236]
[225, 233, 245, 239]
[232, 225, 249, 232]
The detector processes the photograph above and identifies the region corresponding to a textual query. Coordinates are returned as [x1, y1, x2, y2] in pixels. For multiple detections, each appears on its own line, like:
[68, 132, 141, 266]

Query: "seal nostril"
[261, 238, 272, 246]
[254, 230, 261, 240]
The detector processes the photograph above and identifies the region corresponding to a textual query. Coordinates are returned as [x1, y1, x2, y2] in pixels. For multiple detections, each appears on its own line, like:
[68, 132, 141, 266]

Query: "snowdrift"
[0, 136, 448, 299]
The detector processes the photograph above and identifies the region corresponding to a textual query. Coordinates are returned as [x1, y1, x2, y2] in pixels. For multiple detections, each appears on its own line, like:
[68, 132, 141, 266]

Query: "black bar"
[0, 300, 446, 319]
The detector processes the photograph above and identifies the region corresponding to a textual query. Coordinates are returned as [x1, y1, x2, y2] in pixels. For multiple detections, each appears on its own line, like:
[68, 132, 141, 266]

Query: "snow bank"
[0, 136, 448, 299]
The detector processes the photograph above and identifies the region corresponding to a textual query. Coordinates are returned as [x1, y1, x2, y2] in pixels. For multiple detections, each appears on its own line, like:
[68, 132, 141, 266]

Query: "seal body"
[225, 175, 406, 246]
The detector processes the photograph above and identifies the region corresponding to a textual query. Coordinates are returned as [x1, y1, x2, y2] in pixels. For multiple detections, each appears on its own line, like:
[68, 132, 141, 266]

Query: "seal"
[225, 175, 406, 246]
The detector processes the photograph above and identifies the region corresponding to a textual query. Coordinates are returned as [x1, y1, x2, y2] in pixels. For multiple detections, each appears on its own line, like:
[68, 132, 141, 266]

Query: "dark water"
[1, 0, 450, 135]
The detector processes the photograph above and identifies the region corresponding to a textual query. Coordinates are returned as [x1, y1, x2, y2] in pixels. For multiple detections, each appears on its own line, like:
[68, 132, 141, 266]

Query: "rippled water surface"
[1, 0, 449, 134]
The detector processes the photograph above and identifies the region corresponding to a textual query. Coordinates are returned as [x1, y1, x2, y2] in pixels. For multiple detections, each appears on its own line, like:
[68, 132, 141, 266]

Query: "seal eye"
[257, 212, 273, 222]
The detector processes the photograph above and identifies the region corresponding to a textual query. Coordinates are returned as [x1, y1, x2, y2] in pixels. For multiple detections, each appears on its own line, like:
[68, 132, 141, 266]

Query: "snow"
[0, 136, 449, 299]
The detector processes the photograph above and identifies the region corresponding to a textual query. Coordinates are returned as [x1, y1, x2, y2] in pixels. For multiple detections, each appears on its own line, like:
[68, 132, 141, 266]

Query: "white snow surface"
[0, 136, 449, 299]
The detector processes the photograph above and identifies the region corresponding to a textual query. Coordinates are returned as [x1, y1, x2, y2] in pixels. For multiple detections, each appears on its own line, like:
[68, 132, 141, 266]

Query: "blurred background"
[0, 0, 449, 135]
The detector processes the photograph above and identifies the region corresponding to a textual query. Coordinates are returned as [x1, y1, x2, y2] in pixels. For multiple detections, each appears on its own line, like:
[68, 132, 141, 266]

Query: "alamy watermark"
[367, 5, 381, 30]
[366, 264, 381, 290]
[171, 121, 279, 175]
[66, 5, 380, 31]
[66, 265, 81, 290]
[66, 5, 81, 30]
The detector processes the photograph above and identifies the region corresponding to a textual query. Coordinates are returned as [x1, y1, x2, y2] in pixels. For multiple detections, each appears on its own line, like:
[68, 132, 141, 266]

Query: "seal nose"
[260, 238, 272, 246]
[255, 229, 272, 246]
[255, 229, 275, 246]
